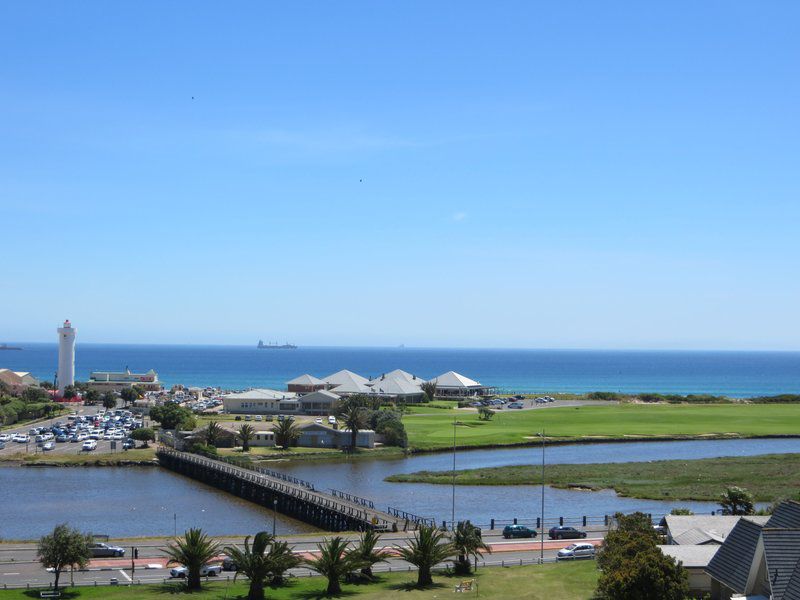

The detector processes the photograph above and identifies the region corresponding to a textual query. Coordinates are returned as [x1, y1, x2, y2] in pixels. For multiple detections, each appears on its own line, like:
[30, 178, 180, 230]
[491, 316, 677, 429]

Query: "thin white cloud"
[452, 211, 467, 222]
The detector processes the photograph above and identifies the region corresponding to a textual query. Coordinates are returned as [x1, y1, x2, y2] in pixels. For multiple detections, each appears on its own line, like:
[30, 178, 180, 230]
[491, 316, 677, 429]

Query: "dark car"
[548, 526, 587, 540]
[122, 439, 135, 450]
[89, 543, 125, 558]
[222, 556, 238, 571]
[502, 525, 537, 539]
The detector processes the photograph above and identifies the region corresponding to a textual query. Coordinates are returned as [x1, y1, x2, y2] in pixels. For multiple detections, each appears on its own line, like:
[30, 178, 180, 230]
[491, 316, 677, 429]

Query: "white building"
[251, 431, 276, 447]
[322, 370, 370, 390]
[429, 370, 491, 397]
[299, 389, 340, 415]
[222, 389, 299, 414]
[366, 375, 425, 401]
[57, 320, 76, 394]
[87, 368, 161, 392]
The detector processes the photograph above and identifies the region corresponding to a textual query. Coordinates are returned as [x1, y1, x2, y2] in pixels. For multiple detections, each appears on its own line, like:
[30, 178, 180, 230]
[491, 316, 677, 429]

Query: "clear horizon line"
[4, 340, 800, 353]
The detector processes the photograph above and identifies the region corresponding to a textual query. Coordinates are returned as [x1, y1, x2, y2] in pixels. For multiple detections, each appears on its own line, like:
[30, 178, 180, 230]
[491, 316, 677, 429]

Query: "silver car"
[556, 542, 596, 560]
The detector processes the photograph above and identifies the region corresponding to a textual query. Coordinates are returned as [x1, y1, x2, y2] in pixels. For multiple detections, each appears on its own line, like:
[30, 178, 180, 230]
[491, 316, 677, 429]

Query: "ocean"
[1, 344, 799, 397]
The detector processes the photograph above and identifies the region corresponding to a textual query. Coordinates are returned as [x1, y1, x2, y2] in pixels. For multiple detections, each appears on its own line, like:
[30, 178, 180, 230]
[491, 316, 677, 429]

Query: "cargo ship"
[257, 340, 297, 349]
[0, 343, 22, 350]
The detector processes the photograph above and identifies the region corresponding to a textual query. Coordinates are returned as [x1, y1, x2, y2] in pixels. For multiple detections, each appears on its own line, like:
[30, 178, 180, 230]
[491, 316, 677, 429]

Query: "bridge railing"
[330, 489, 374, 509]
[157, 449, 396, 530]
[387, 506, 436, 528]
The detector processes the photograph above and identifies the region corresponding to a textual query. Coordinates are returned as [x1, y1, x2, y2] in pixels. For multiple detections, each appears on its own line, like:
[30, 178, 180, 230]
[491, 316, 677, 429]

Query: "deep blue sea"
[1, 343, 799, 397]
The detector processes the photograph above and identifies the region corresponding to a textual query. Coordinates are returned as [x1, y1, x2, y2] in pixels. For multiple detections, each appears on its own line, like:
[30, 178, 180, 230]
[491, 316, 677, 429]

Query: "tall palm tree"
[338, 403, 367, 451]
[304, 537, 365, 595]
[203, 420, 223, 447]
[237, 423, 255, 452]
[163, 528, 220, 592]
[452, 521, 491, 574]
[394, 525, 454, 587]
[272, 418, 301, 449]
[266, 540, 301, 585]
[223, 532, 274, 600]
[350, 529, 391, 579]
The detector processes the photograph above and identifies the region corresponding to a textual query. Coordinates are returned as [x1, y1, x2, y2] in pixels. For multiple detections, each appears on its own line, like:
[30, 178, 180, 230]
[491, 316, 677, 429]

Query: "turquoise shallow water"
[2, 343, 799, 397]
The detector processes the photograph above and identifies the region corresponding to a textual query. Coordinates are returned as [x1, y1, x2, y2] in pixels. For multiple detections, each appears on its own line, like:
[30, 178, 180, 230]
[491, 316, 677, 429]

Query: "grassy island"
[385, 452, 800, 502]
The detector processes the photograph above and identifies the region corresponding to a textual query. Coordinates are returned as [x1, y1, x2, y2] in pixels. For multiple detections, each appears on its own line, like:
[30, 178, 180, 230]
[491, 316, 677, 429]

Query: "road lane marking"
[118, 569, 131, 582]
[1, 573, 20, 576]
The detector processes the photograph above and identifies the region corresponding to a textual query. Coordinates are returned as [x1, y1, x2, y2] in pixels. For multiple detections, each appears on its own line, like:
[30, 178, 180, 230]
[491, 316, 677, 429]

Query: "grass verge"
[386, 452, 800, 502]
[0, 561, 597, 599]
[0, 448, 157, 466]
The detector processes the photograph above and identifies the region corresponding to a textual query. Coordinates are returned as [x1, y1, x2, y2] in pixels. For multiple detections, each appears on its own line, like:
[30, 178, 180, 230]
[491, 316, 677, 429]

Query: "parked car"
[327, 416, 336, 425]
[502, 525, 537, 539]
[42, 441, 55, 451]
[56, 434, 69, 443]
[170, 564, 222, 578]
[556, 543, 596, 560]
[234, 415, 241, 421]
[548, 526, 588, 540]
[122, 439, 135, 450]
[0, 441, 5, 450]
[0, 433, 12, 442]
[244, 415, 252, 421]
[82, 440, 98, 451]
[255, 415, 263, 421]
[221, 556, 238, 571]
[89, 543, 125, 558]
[508, 402, 524, 409]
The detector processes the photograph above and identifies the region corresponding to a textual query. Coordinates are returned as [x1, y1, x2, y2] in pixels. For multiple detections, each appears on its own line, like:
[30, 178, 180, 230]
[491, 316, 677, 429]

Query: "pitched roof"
[673, 528, 726, 545]
[665, 515, 744, 543]
[706, 517, 764, 593]
[287, 374, 325, 386]
[371, 369, 422, 385]
[429, 371, 482, 388]
[658, 544, 719, 568]
[368, 377, 424, 396]
[299, 390, 340, 402]
[766, 501, 800, 529]
[762, 529, 800, 600]
[322, 370, 369, 388]
[223, 389, 298, 401]
[330, 380, 373, 395]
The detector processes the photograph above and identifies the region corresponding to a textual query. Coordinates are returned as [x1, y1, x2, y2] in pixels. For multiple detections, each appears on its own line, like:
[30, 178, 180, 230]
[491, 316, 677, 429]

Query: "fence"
[330, 488, 374, 509]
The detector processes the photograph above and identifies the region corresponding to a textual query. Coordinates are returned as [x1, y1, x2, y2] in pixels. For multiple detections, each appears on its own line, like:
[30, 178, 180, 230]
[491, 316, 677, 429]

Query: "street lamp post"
[451, 415, 457, 530]
[273, 499, 278, 536]
[540, 429, 545, 563]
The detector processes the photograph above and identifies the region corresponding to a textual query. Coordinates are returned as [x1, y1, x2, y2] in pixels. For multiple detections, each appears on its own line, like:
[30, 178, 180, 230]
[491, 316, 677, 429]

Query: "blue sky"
[1, 2, 798, 349]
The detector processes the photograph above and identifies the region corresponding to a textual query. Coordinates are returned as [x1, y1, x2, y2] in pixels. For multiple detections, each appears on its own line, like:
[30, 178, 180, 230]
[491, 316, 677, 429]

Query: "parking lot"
[0, 406, 145, 457]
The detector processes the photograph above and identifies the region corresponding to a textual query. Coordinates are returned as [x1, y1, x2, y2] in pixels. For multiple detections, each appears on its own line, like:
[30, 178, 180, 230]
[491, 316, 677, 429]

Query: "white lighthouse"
[57, 319, 76, 394]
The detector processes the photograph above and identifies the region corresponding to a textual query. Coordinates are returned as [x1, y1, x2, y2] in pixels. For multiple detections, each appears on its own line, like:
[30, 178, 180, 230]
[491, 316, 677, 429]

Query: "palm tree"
[350, 529, 391, 579]
[394, 525, 454, 587]
[237, 423, 255, 452]
[272, 418, 301, 449]
[452, 521, 490, 574]
[203, 421, 223, 447]
[223, 532, 274, 600]
[338, 403, 367, 451]
[266, 540, 301, 585]
[163, 528, 220, 592]
[304, 536, 364, 595]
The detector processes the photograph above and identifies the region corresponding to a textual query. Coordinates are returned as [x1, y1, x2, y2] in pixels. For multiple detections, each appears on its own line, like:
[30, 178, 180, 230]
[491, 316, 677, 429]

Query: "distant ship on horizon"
[0, 343, 22, 350]
[257, 340, 298, 350]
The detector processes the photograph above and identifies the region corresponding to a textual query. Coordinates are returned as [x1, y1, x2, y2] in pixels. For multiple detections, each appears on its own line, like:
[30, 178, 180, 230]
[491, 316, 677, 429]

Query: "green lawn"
[0, 448, 157, 465]
[402, 403, 800, 451]
[386, 452, 800, 502]
[0, 561, 597, 599]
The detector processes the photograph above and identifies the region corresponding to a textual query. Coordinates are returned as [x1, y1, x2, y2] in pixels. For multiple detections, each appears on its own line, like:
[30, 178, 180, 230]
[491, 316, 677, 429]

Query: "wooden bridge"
[157, 449, 404, 532]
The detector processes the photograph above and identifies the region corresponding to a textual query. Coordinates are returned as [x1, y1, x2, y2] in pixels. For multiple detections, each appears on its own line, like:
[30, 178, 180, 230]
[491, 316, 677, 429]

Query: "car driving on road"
[170, 564, 222, 578]
[89, 543, 125, 558]
[502, 524, 537, 539]
[556, 542, 596, 560]
[548, 526, 588, 540]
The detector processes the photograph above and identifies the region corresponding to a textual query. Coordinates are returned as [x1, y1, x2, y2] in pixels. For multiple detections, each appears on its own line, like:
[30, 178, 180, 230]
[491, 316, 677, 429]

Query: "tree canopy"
[37, 524, 92, 591]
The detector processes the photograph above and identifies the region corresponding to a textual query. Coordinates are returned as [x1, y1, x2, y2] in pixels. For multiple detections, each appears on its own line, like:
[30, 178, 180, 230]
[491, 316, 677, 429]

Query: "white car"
[556, 543, 596, 560]
[42, 441, 55, 451]
[328, 416, 337, 425]
[170, 564, 222, 578]
[112, 431, 125, 440]
[0, 434, 12, 442]
[13, 434, 29, 443]
[82, 440, 98, 451]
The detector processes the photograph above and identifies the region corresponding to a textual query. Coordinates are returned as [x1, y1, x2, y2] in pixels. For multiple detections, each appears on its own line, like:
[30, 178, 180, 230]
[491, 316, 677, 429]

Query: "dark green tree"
[421, 380, 437, 402]
[22, 386, 48, 403]
[266, 540, 301, 585]
[350, 529, 391, 579]
[304, 537, 364, 595]
[394, 525, 454, 587]
[237, 423, 255, 452]
[452, 520, 490, 574]
[83, 389, 100, 406]
[477, 407, 494, 421]
[130, 427, 155, 447]
[150, 403, 194, 430]
[719, 486, 755, 515]
[37, 524, 91, 591]
[163, 528, 220, 592]
[62, 385, 77, 400]
[670, 507, 694, 515]
[223, 532, 274, 600]
[101, 392, 117, 410]
[120, 387, 139, 406]
[272, 418, 301, 449]
[337, 401, 367, 451]
[203, 421, 223, 447]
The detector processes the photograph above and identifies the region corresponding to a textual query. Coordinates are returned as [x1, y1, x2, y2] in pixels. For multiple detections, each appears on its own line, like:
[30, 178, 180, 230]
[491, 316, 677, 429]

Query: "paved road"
[0, 532, 602, 589]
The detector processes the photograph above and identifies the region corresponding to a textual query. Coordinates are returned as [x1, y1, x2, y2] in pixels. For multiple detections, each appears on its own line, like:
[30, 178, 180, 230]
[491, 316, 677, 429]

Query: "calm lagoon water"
[2, 437, 797, 538]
